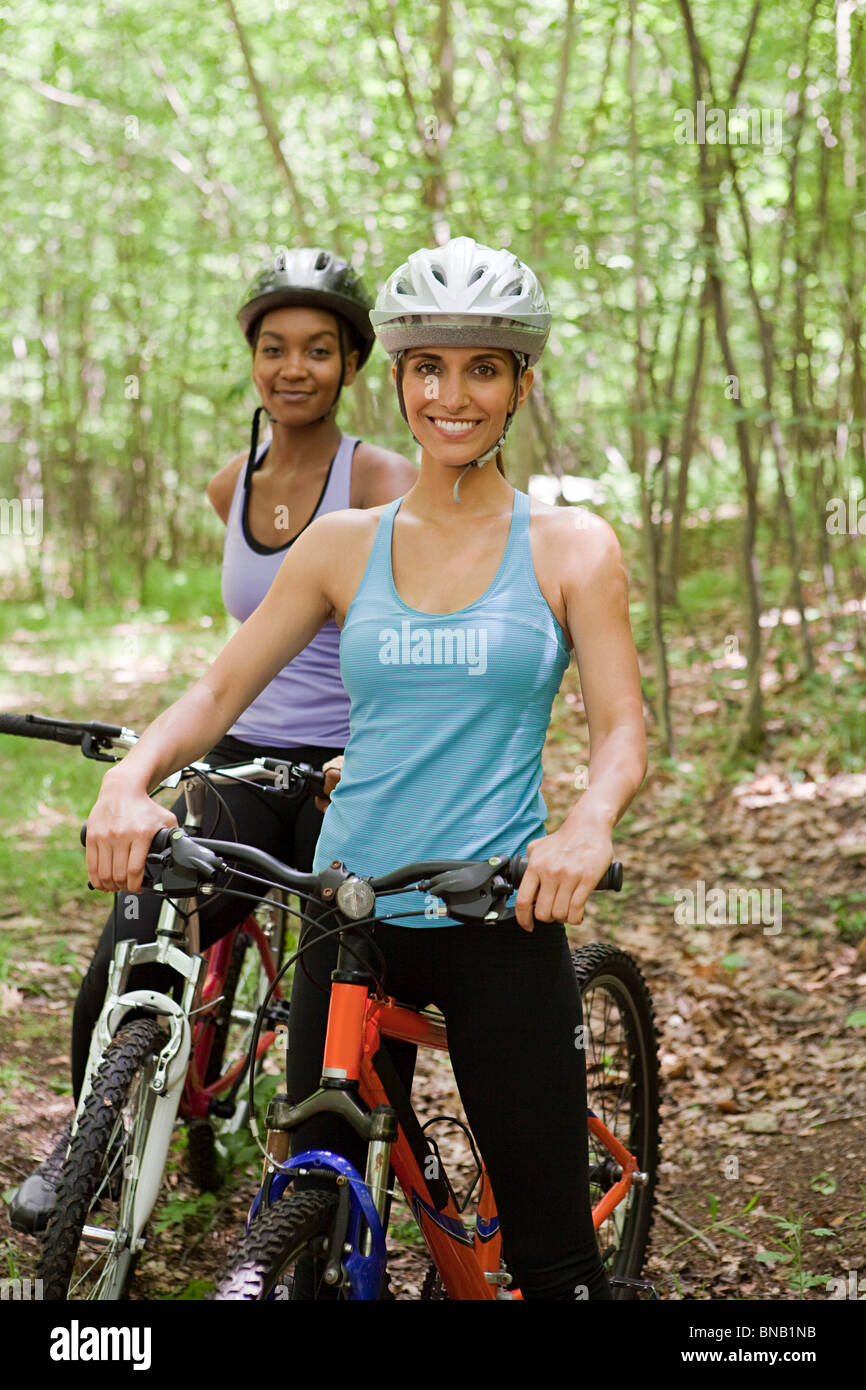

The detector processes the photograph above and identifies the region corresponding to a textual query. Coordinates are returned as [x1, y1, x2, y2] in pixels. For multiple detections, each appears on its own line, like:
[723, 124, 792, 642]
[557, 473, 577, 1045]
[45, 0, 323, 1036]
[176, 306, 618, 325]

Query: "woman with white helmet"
[82, 236, 647, 1299]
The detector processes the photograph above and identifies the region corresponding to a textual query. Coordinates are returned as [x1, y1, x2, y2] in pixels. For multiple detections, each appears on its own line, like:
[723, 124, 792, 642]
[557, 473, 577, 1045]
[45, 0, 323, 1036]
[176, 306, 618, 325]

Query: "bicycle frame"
[260, 938, 645, 1300]
[183, 913, 285, 1117]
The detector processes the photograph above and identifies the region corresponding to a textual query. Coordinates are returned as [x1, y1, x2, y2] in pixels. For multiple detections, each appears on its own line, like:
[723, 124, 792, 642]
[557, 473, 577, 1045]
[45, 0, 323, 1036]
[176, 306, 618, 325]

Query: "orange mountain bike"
[139, 828, 660, 1300]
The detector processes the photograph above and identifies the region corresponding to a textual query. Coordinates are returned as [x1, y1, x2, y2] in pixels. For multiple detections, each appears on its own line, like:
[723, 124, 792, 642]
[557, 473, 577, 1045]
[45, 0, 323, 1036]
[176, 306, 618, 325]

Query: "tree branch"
[222, 0, 312, 239]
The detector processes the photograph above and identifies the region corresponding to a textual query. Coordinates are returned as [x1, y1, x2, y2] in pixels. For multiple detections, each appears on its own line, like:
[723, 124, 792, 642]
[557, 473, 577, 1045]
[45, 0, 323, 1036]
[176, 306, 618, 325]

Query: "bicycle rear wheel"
[213, 1190, 341, 1300]
[38, 1018, 167, 1300]
[573, 943, 659, 1298]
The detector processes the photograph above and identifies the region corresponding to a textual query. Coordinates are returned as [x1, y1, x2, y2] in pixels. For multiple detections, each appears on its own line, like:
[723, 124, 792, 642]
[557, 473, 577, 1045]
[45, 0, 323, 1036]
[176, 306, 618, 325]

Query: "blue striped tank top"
[312, 488, 571, 927]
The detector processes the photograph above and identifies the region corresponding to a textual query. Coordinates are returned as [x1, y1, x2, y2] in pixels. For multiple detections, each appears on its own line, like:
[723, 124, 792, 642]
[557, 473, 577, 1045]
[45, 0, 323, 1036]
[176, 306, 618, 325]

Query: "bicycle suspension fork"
[265, 928, 398, 1268]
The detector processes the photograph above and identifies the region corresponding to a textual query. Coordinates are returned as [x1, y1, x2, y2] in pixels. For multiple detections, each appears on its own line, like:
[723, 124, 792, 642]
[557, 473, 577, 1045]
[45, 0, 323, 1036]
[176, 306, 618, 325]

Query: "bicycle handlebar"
[506, 854, 622, 893]
[0, 713, 97, 746]
[87, 826, 623, 921]
[1, 711, 327, 838]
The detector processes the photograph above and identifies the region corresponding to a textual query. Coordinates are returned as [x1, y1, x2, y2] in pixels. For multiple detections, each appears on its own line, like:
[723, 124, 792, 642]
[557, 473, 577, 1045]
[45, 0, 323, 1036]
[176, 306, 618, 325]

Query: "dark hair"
[494, 355, 522, 477]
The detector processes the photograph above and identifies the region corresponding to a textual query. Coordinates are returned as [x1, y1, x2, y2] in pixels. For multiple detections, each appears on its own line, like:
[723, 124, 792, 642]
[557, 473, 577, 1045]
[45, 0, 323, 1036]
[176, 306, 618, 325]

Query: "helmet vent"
[504, 278, 523, 296]
[431, 265, 446, 284]
[469, 266, 486, 284]
[396, 279, 410, 295]
[315, 251, 330, 270]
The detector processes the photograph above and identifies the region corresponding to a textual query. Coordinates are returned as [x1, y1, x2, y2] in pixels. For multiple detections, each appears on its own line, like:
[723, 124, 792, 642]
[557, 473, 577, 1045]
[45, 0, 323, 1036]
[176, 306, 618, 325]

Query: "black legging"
[286, 905, 612, 1301]
[71, 733, 342, 1101]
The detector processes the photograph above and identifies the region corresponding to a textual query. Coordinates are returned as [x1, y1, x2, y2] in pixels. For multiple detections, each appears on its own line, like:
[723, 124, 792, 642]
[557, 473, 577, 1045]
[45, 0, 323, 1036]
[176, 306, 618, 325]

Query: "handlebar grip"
[1, 714, 82, 746]
[597, 861, 623, 892]
[285, 762, 326, 793]
[507, 855, 623, 893]
[80, 823, 177, 856]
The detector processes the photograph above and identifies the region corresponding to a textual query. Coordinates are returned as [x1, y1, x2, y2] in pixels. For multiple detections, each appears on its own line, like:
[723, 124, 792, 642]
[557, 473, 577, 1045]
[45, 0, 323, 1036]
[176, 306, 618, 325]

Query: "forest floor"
[0, 589, 864, 1302]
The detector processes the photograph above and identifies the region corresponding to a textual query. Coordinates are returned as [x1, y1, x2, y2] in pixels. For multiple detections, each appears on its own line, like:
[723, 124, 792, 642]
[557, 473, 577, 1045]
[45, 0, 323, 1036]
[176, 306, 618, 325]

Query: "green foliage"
[0, 0, 862, 619]
[152, 1190, 218, 1235]
[829, 893, 866, 944]
[166, 1277, 215, 1301]
[809, 1171, 837, 1197]
[662, 1191, 761, 1260]
[758, 1212, 834, 1295]
[720, 952, 748, 971]
[387, 1218, 426, 1249]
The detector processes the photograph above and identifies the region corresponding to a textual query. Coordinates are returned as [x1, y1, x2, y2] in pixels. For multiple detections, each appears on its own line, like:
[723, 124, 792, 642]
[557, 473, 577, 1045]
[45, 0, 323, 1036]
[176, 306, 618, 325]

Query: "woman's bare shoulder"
[351, 440, 416, 507]
[308, 502, 391, 535]
[206, 451, 247, 522]
[528, 497, 622, 556]
[296, 504, 391, 561]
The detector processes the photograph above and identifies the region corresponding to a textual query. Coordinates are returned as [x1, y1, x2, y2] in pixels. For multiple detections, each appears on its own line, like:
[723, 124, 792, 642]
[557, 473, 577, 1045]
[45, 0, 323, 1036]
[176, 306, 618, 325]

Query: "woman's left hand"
[514, 817, 614, 933]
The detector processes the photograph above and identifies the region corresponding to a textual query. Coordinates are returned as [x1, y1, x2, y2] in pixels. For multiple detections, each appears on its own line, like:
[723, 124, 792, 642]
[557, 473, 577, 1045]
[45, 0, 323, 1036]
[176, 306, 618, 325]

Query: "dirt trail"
[2, 629, 865, 1300]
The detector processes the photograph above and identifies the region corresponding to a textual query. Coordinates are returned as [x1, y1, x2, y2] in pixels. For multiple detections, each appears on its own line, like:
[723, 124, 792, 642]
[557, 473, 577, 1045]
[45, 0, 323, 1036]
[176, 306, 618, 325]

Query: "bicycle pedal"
[265, 999, 292, 1030]
[609, 1275, 660, 1300]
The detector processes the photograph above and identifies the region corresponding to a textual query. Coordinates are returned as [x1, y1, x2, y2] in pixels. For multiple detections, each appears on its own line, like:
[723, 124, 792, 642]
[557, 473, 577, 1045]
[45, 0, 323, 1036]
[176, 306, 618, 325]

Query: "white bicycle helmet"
[371, 237, 550, 494]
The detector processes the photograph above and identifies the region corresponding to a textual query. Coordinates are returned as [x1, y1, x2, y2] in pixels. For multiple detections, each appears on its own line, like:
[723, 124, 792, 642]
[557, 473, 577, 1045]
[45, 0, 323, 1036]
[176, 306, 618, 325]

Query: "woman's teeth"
[432, 419, 477, 433]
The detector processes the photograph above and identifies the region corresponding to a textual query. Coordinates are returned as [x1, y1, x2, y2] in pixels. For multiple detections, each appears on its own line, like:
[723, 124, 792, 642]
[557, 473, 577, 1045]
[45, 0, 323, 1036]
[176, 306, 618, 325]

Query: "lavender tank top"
[221, 433, 358, 747]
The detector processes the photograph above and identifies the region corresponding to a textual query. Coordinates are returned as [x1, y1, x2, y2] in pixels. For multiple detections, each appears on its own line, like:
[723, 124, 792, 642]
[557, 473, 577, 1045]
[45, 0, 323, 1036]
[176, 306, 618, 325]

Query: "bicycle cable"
[154, 866, 390, 1128]
[241, 910, 387, 1174]
[153, 850, 512, 1178]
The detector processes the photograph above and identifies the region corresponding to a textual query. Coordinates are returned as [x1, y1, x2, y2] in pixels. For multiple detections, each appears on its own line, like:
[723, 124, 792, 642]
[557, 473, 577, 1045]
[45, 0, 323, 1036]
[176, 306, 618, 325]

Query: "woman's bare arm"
[516, 516, 647, 929]
[86, 514, 343, 892]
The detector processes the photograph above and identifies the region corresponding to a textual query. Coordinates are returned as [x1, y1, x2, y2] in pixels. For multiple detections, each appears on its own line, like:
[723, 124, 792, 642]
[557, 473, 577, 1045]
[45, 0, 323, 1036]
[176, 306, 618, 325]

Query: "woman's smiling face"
[251, 305, 358, 424]
[397, 346, 533, 464]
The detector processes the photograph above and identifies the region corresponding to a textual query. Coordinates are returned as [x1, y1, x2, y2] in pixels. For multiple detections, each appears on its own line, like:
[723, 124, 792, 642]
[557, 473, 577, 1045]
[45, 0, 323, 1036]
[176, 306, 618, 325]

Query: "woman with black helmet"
[79, 236, 647, 1299]
[9, 250, 415, 1235]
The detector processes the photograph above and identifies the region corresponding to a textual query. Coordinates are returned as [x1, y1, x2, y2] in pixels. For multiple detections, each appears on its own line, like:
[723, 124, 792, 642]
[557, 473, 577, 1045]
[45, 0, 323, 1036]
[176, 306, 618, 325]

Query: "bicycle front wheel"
[38, 1018, 166, 1300]
[213, 1190, 341, 1300]
[573, 943, 660, 1298]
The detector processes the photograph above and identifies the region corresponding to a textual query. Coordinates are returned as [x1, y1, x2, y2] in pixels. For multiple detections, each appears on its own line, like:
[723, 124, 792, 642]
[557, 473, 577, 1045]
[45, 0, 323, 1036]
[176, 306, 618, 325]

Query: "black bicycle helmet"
[238, 247, 375, 366]
[238, 247, 375, 468]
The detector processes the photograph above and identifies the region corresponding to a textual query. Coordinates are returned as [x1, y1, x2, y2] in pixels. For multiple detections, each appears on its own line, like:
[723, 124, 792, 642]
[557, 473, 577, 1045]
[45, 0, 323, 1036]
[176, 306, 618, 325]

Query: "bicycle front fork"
[257, 930, 399, 1296]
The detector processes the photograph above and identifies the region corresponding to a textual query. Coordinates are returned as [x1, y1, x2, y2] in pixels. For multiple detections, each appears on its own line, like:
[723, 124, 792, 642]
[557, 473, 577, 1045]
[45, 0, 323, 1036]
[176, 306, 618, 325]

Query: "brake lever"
[423, 858, 512, 924]
[150, 830, 224, 893]
[141, 848, 202, 895]
[80, 731, 119, 763]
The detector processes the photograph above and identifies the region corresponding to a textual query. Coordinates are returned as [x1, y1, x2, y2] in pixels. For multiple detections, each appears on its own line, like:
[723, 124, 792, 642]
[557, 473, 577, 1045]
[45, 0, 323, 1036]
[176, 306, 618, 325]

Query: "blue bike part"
[475, 1211, 500, 1244]
[410, 1189, 474, 1246]
[248, 1149, 387, 1301]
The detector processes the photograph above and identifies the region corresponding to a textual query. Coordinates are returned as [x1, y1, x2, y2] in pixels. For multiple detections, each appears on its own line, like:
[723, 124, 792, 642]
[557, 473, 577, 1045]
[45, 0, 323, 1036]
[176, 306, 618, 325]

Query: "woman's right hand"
[84, 768, 178, 893]
[314, 755, 344, 812]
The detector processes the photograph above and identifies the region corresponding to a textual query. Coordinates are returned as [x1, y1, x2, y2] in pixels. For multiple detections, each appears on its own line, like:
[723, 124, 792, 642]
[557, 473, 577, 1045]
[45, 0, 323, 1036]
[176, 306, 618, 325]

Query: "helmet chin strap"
[244, 404, 266, 488]
[394, 352, 525, 503]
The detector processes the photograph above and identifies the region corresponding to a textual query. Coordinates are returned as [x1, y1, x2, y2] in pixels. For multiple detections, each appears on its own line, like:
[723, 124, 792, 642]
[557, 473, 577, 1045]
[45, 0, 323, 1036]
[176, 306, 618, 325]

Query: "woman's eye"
[415, 361, 438, 374]
[474, 363, 497, 377]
